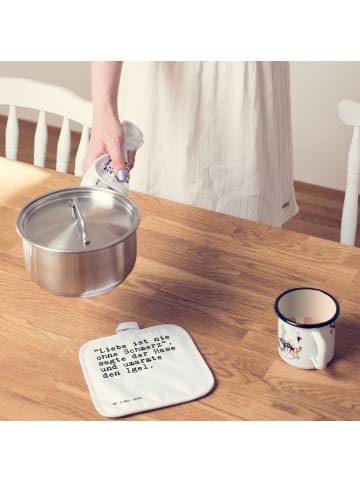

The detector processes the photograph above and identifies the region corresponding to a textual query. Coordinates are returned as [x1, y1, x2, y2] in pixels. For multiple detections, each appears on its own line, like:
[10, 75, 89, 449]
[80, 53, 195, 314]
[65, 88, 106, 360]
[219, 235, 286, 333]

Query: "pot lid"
[16, 187, 140, 253]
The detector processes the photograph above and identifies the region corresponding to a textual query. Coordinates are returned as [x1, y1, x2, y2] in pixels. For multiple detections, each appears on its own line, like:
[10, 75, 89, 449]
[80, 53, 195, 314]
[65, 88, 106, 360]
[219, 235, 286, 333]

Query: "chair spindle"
[5, 105, 19, 160]
[56, 117, 71, 173]
[34, 110, 48, 167]
[74, 125, 90, 177]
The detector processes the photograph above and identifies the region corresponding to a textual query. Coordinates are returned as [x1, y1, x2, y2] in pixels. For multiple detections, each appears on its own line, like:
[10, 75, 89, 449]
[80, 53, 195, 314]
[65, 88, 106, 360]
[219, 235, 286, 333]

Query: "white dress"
[118, 61, 298, 227]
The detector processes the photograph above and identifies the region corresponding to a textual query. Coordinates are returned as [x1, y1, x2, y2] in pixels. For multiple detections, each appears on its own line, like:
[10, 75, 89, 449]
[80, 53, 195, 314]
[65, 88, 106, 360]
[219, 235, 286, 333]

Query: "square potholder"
[79, 322, 215, 418]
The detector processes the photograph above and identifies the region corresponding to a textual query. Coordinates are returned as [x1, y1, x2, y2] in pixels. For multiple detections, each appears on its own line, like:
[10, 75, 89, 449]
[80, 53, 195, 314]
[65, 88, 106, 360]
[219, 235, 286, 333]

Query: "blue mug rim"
[274, 287, 340, 329]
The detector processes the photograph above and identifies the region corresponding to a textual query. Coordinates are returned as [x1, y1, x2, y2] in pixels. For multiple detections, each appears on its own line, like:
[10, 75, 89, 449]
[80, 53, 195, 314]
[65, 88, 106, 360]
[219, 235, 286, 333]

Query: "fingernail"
[117, 169, 126, 182]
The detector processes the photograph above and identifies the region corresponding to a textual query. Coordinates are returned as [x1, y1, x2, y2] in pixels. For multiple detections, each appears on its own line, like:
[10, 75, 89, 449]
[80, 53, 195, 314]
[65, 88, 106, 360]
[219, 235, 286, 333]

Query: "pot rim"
[16, 186, 141, 254]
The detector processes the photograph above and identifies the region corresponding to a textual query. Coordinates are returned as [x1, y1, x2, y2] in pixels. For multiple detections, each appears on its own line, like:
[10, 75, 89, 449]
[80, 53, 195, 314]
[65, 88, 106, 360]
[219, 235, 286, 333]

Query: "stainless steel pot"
[16, 187, 140, 297]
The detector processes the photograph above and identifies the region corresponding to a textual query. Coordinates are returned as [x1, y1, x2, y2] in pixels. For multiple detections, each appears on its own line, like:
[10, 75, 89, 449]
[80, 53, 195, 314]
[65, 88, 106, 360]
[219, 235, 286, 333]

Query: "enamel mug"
[274, 287, 340, 369]
[81, 120, 144, 194]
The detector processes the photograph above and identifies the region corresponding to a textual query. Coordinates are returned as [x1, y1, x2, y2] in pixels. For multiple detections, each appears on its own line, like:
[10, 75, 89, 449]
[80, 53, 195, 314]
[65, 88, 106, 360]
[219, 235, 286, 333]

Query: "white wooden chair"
[0, 77, 92, 176]
[337, 99, 360, 246]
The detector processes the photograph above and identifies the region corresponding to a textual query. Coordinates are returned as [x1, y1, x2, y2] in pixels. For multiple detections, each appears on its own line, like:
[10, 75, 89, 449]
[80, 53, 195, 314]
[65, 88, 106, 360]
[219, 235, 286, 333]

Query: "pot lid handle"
[70, 197, 91, 247]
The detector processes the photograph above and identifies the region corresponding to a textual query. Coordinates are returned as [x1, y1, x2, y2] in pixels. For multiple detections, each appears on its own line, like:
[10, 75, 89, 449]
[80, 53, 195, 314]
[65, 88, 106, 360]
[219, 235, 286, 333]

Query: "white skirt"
[118, 61, 298, 227]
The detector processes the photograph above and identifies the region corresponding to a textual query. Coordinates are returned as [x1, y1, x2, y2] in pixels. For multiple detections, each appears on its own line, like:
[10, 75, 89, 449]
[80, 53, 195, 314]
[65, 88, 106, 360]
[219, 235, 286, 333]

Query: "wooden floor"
[285, 181, 360, 246]
[1, 115, 359, 246]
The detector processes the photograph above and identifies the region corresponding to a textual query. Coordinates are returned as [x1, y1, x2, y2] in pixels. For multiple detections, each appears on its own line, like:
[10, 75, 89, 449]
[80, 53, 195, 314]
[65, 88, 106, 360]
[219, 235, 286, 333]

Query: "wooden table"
[1, 157, 360, 421]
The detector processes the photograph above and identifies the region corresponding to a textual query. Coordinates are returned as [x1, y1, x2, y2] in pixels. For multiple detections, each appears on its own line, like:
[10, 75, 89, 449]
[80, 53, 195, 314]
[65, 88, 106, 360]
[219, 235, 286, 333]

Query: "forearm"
[91, 61, 123, 118]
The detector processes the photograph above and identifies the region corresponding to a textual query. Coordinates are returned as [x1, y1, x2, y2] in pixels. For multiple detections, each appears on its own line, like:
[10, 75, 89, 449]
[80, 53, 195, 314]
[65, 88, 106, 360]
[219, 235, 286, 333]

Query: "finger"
[108, 143, 126, 182]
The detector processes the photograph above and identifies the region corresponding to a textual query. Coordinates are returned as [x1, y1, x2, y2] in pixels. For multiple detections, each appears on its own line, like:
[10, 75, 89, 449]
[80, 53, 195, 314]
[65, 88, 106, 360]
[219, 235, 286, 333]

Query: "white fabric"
[79, 323, 215, 418]
[118, 61, 298, 227]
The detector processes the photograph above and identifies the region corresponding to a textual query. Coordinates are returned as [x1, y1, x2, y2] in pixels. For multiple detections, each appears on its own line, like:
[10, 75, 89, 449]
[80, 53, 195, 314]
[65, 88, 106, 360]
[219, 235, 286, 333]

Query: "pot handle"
[70, 197, 90, 246]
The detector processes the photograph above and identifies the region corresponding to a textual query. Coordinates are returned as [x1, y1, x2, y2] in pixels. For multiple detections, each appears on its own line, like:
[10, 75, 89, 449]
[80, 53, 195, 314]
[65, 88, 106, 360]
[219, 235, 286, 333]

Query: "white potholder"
[79, 322, 215, 418]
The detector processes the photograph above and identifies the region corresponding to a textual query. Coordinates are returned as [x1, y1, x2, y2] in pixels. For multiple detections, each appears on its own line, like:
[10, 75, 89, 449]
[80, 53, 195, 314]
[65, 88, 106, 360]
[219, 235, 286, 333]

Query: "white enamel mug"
[81, 120, 144, 195]
[274, 288, 340, 369]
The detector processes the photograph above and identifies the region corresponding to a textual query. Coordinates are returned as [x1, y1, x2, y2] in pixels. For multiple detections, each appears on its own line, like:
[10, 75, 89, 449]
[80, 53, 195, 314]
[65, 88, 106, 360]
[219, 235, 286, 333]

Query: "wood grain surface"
[1, 157, 360, 421]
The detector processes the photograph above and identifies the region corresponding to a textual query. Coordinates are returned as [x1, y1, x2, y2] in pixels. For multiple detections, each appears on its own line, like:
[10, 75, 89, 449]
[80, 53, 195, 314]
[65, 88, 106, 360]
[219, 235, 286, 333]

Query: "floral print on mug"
[278, 323, 303, 360]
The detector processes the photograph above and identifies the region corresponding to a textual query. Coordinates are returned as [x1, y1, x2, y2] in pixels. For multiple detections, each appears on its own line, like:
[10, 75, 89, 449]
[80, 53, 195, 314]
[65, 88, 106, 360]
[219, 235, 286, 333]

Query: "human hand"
[83, 111, 127, 181]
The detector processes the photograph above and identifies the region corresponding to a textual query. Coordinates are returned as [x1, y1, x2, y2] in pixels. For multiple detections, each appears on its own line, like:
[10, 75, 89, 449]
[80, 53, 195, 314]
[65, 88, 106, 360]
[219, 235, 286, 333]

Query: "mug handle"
[310, 330, 327, 369]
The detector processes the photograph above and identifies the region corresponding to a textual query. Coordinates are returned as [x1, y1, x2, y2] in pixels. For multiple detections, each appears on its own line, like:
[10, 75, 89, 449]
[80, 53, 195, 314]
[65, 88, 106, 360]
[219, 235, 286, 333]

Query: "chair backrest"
[0, 77, 92, 176]
[337, 99, 360, 246]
